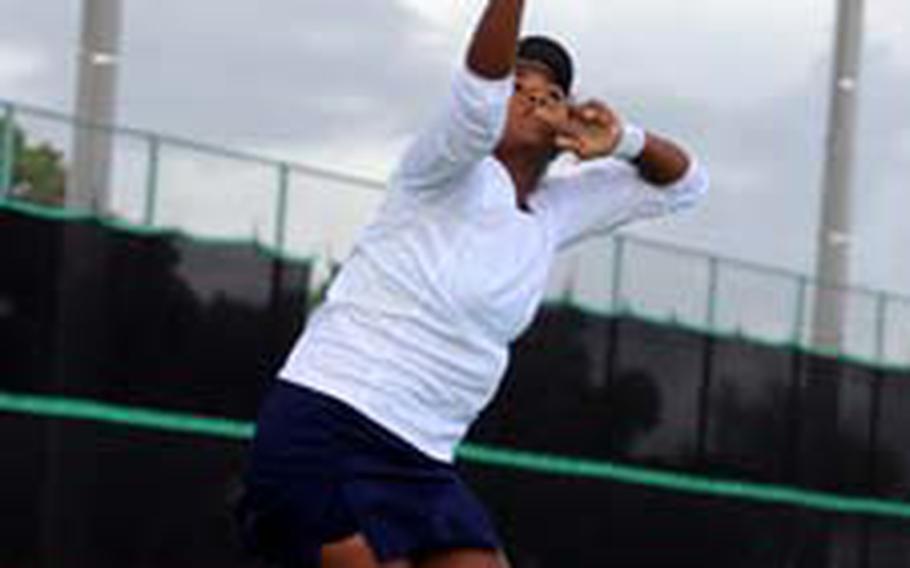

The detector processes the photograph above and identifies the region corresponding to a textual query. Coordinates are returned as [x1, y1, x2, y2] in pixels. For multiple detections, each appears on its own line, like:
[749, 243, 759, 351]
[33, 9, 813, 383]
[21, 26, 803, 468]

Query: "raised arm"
[466, 0, 527, 79]
[392, 1, 526, 193]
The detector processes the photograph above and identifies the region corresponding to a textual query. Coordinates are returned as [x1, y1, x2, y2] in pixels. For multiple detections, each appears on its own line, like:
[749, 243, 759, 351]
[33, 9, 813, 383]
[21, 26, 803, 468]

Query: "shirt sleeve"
[390, 64, 514, 193]
[531, 157, 709, 250]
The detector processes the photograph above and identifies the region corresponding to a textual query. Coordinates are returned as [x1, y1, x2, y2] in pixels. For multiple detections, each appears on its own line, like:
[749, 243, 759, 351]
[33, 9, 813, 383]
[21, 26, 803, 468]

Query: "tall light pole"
[41, 3, 124, 566]
[804, 2, 868, 565]
[69, 0, 123, 212]
[812, 0, 866, 350]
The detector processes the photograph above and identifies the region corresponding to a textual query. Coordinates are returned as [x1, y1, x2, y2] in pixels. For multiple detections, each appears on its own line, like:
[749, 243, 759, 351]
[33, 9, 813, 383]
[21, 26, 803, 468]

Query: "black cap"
[517, 35, 575, 95]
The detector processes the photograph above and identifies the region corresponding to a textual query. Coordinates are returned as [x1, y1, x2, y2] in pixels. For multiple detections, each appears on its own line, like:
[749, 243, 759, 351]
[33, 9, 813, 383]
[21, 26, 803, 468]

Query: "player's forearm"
[632, 133, 692, 186]
[466, 0, 526, 80]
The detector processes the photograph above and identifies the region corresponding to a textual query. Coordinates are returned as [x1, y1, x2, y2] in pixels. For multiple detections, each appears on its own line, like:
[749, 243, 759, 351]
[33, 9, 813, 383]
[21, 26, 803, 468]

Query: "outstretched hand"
[536, 100, 624, 161]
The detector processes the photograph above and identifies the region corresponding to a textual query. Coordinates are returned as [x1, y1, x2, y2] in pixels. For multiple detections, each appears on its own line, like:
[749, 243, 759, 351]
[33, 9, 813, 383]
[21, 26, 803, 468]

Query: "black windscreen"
[2, 208, 909, 567]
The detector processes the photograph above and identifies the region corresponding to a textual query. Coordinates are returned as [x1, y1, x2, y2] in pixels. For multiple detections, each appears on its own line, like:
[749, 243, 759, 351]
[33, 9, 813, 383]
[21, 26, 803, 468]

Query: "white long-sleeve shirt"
[279, 65, 709, 463]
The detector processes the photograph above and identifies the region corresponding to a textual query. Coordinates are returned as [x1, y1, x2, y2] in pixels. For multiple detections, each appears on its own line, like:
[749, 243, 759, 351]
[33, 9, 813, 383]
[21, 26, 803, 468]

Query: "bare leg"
[417, 549, 510, 568]
[321, 533, 412, 568]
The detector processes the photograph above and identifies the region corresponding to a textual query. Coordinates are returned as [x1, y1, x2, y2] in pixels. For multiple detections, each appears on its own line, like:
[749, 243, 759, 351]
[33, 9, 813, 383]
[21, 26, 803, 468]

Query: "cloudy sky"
[1, 0, 908, 307]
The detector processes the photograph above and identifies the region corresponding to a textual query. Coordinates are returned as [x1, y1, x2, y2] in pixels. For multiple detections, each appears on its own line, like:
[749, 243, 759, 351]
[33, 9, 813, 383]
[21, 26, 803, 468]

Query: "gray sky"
[1, 1, 908, 312]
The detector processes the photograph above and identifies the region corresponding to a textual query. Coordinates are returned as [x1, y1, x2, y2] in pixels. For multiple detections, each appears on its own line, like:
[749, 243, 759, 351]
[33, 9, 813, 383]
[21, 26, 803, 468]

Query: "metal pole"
[69, 0, 123, 213]
[874, 292, 888, 362]
[811, 0, 867, 351]
[274, 164, 290, 255]
[611, 236, 626, 314]
[808, 4, 866, 563]
[143, 135, 160, 226]
[0, 103, 15, 198]
[793, 275, 809, 345]
[705, 256, 719, 329]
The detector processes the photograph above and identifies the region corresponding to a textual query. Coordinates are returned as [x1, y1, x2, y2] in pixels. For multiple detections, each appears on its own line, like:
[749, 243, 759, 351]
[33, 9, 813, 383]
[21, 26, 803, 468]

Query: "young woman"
[237, 1, 708, 566]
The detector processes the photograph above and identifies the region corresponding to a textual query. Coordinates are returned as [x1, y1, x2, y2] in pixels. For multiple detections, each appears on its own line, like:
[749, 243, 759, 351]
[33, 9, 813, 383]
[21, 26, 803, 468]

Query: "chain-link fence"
[1, 98, 908, 370]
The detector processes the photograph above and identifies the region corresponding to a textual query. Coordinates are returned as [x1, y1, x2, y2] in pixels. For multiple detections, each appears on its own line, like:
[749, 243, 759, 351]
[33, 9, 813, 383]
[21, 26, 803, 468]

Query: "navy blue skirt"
[236, 380, 501, 566]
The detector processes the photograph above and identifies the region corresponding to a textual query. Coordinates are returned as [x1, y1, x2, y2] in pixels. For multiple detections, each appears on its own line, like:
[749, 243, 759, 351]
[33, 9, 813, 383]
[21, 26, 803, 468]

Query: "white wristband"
[612, 123, 647, 161]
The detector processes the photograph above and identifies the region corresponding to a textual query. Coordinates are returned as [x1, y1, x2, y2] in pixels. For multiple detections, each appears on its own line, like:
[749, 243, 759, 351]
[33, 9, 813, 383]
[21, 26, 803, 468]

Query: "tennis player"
[237, 1, 708, 566]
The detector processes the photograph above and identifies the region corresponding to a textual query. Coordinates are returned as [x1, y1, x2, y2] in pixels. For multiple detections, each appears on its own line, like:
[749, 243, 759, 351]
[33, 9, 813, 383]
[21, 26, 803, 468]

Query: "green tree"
[0, 116, 66, 206]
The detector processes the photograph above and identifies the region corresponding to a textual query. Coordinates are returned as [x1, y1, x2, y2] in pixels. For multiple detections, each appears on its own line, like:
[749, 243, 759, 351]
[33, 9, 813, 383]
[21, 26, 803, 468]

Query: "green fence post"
[792, 275, 808, 346]
[274, 163, 290, 255]
[611, 236, 626, 314]
[143, 135, 160, 226]
[706, 256, 720, 329]
[875, 292, 888, 363]
[0, 103, 15, 198]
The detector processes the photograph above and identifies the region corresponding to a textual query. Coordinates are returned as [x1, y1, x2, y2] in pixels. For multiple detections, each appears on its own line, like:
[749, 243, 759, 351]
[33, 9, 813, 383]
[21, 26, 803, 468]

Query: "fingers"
[534, 104, 588, 158]
[536, 98, 615, 135]
[555, 99, 625, 160]
[573, 99, 617, 129]
[554, 134, 582, 153]
[580, 99, 611, 116]
[540, 97, 622, 159]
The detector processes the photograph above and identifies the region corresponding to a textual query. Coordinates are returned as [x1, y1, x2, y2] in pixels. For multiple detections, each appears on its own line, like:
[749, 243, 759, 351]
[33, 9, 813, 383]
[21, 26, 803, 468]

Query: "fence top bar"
[1, 98, 384, 192]
[619, 233, 906, 302]
[286, 162, 385, 192]
[619, 233, 801, 280]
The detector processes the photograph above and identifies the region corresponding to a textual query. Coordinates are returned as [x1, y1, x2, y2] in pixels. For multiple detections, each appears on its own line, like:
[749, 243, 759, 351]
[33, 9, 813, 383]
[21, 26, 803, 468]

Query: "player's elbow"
[661, 159, 710, 212]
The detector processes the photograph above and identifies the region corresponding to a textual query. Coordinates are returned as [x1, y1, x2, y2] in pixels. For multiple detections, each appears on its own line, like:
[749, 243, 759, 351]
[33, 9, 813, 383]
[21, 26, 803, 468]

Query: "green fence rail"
[2, 390, 909, 520]
[1, 97, 909, 371]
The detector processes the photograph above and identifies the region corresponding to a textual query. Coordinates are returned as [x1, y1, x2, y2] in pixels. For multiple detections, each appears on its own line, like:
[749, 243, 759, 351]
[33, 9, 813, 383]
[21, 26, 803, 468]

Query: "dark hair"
[517, 35, 575, 95]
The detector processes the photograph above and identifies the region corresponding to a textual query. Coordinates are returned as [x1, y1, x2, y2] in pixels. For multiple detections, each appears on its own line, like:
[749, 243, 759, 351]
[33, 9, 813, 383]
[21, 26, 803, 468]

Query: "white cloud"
[867, 0, 910, 61]
[400, 0, 837, 104]
[396, 0, 482, 36]
[0, 43, 46, 91]
[0, 0, 79, 108]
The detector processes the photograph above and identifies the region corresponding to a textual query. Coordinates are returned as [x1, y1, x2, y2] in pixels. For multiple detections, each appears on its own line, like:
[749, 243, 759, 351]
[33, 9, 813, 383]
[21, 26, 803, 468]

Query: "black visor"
[517, 36, 575, 95]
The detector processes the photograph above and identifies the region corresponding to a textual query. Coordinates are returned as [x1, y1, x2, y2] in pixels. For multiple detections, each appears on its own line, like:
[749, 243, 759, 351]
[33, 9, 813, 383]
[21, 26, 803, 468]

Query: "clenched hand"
[536, 100, 624, 161]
